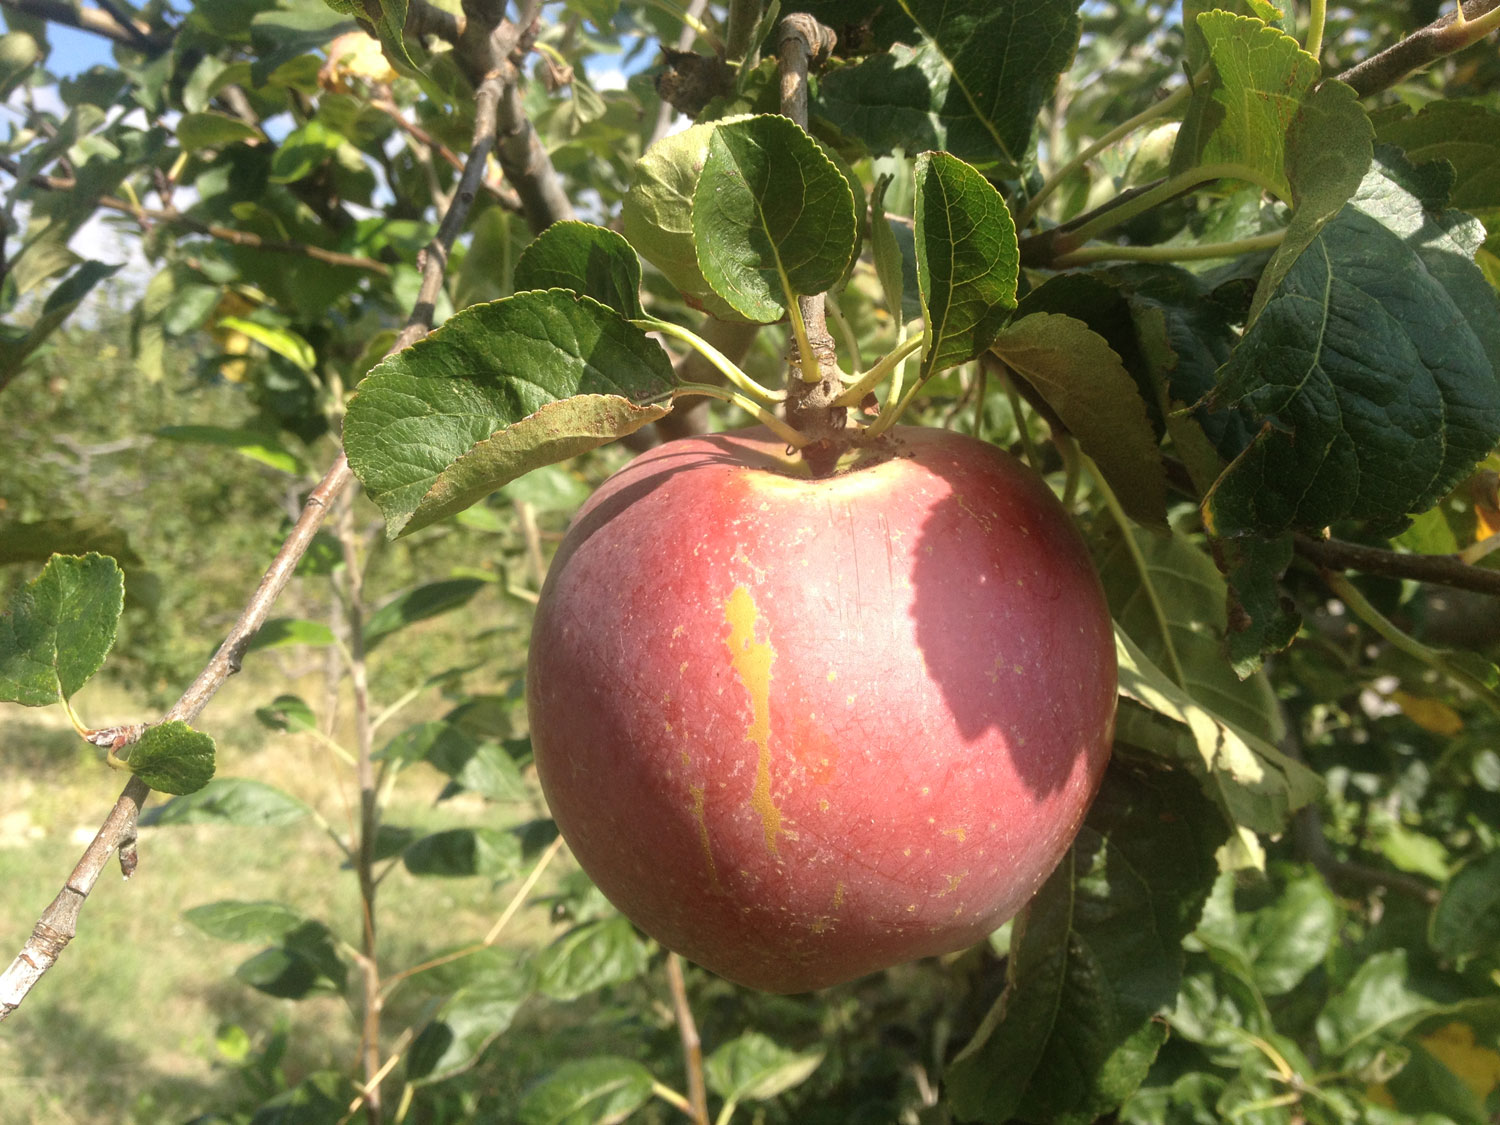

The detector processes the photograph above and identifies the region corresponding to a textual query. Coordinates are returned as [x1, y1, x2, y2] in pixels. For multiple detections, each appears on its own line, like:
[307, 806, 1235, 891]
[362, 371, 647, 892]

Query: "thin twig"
[1335, 0, 1500, 98]
[666, 954, 710, 1125]
[1294, 534, 1500, 599]
[334, 492, 384, 1122]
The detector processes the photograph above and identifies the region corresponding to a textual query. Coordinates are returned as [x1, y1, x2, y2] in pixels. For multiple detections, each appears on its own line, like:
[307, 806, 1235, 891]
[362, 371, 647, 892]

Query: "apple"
[526, 425, 1116, 993]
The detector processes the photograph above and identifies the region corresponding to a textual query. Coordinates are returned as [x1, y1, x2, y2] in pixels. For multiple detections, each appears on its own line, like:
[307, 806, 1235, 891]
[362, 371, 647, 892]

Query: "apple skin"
[526, 425, 1116, 993]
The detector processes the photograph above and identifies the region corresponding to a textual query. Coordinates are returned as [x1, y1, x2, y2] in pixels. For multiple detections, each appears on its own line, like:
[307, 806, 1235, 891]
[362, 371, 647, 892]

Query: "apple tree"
[2, 0, 1500, 1121]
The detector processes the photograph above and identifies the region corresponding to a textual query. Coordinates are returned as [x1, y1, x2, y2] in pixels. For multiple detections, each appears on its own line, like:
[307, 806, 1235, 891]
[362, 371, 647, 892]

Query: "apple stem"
[1052, 230, 1286, 268]
[634, 316, 785, 404]
[832, 332, 926, 408]
[1322, 570, 1500, 719]
[1054, 161, 1287, 255]
[1057, 433, 1083, 509]
[672, 383, 811, 448]
[999, 366, 1044, 470]
[1306, 0, 1328, 59]
[825, 290, 862, 372]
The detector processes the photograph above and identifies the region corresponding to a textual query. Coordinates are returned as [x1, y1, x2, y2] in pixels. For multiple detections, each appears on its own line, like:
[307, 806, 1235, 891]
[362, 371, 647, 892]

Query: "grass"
[0, 646, 565, 1124]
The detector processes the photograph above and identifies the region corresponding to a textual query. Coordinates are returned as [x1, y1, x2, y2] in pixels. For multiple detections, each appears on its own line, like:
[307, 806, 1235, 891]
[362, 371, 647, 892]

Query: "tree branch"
[0, 33, 511, 1025]
[0, 0, 168, 53]
[1335, 0, 1500, 97]
[1293, 534, 1500, 598]
[0, 157, 392, 276]
[369, 98, 522, 213]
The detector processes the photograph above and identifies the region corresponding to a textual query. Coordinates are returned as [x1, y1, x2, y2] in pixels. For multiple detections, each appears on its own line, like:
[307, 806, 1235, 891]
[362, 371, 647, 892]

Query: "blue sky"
[42, 25, 118, 76]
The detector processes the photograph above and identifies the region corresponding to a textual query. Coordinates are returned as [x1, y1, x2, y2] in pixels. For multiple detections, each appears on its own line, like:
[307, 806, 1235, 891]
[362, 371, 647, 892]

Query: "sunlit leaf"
[0, 553, 123, 706]
[912, 150, 1017, 379]
[691, 114, 859, 322]
[126, 720, 216, 795]
[992, 313, 1164, 525]
[145, 778, 312, 827]
[517, 1057, 655, 1125]
[513, 222, 643, 319]
[343, 290, 674, 538]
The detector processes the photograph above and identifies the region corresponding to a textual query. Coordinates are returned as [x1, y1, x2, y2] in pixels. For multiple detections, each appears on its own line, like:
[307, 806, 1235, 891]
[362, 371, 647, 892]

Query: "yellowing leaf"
[1419, 1022, 1500, 1101]
[1390, 690, 1464, 736]
[321, 32, 397, 90]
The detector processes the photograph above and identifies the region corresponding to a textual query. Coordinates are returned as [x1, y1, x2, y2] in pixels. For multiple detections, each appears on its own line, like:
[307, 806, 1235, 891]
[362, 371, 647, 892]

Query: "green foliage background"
[2, 0, 1500, 1122]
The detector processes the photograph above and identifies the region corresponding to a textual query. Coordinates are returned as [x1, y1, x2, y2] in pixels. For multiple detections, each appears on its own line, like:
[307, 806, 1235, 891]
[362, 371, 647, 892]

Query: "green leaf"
[1204, 156, 1500, 537]
[1316, 949, 1500, 1064]
[343, 290, 675, 538]
[249, 5, 355, 87]
[255, 693, 317, 733]
[1251, 78, 1373, 321]
[145, 778, 312, 827]
[407, 963, 532, 1084]
[185, 900, 309, 943]
[321, 0, 421, 86]
[691, 114, 859, 323]
[1095, 524, 1282, 744]
[125, 721, 216, 795]
[870, 173, 906, 327]
[156, 425, 307, 476]
[0, 260, 123, 382]
[364, 579, 486, 649]
[816, 0, 1082, 176]
[268, 118, 343, 183]
[513, 222, 644, 319]
[704, 1032, 824, 1104]
[517, 1057, 656, 1125]
[991, 313, 1165, 526]
[533, 916, 650, 1001]
[1384, 1035, 1495, 1125]
[176, 110, 264, 151]
[0, 553, 123, 706]
[234, 920, 347, 999]
[1215, 534, 1301, 676]
[912, 150, 1018, 380]
[946, 764, 1226, 1124]
[243, 618, 336, 653]
[215, 317, 317, 372]
[621, 119, 750, 322]
[377, 721, 530, 801]
[1114, 628, 1320, 834]
[1371, 99, 1500, 216]
[402, 828, 523, 879]
[1430, 851, 1500, 966]
[499, 464, 591, 514]
[1194, 869, 1341, 998]
[1177, 11, 1319, 201]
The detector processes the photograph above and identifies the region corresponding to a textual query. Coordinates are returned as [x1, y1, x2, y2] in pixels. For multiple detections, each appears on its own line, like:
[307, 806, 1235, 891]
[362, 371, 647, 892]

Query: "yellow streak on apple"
[723, 584, 782, 855]
[689, 784, 720, 889]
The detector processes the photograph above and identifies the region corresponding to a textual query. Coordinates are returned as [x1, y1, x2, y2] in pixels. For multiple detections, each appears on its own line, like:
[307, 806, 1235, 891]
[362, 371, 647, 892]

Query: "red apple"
[526, 425, 1116, 993]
